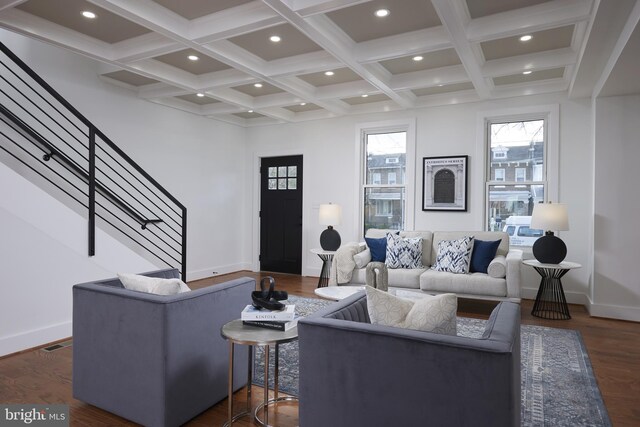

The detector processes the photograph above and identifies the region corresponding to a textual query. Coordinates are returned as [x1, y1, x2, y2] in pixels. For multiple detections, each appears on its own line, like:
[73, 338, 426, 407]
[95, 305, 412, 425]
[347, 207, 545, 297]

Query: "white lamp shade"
[530, 203, 569, 231]
[319, 204, 341, 226]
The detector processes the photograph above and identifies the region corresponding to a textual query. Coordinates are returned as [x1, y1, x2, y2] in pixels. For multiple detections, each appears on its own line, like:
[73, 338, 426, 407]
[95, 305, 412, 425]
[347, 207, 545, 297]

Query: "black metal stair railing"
[0, 41, 187, 280]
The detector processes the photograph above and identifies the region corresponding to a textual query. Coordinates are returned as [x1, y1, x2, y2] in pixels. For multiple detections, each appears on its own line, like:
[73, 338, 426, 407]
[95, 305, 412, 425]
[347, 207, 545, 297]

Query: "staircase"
[0, 42, 187, 280]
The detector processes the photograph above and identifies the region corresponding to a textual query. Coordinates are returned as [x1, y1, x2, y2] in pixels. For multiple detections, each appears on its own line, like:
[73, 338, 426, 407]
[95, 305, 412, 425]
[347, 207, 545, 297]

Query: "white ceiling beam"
[88, 0, 190, 41]
[127, 59, 199, 88]
[201, 103, 246, 115]
[261, 0, 415, 108]
[354, 27, 452, 64]
[270, 75, 350, 114]
[314, 80, 376, 99]
[189, 2, 283, 43]
[257, 106, 296, 121]
[208, 114, 248, 127]
[0, 9, 112, 60]
[413, 89, 480, 107]
[491, 79, 569, 98]
[288, 108, 337, 122]
[253, 92, 304, 108]
[482, 48, 578, 77]
[467, 0, 593, 43]
[390, 65, 470, 91]
[348, 100, 404, 115]
[0, 0, 25, 12]
[265, 50, 341, 77]
[138, 83, 188, 99]
[197, 69, 255, 90]
[148, 97, 201, 115]
[431, 0, 491, 98]
[289, 0, 369, 17]
[111, 33, 182, 63]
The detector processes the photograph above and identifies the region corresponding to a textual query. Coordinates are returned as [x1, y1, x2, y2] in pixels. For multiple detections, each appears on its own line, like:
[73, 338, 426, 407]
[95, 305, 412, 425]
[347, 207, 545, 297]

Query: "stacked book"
[241, 304, 298, 331]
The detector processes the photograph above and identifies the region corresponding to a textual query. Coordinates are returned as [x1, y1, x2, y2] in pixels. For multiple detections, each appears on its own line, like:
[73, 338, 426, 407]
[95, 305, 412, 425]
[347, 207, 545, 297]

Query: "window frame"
[356, 119, 416, 239]
[476, 105, 559, 245]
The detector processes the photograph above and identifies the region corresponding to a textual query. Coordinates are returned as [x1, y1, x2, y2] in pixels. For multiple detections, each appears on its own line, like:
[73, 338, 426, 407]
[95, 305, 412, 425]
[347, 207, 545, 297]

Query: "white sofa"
[346, 229, 522, 302]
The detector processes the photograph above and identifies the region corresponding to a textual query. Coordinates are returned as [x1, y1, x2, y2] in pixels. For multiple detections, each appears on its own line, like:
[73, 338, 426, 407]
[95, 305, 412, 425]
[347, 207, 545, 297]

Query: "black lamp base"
[320, 226, 341, 251]
[532, 232, 567, 264]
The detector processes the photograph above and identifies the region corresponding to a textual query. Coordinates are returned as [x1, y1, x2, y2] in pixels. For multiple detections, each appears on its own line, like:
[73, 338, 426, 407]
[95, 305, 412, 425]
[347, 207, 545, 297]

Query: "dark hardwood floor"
[1, 271, 639, 426]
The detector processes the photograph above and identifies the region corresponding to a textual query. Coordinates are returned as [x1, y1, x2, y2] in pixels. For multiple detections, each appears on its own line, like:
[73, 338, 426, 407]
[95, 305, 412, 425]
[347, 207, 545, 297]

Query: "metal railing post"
[88, 127, 95, 256]
[181, 207, 187, 281]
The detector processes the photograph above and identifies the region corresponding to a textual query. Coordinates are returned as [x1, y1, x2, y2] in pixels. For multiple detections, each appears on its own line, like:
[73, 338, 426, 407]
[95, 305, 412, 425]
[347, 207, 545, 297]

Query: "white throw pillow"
[117, 273, 191, 296]
[354, 248, 372, 269]
[385, 233, 423, 269]
[487, 255, 507, 278]
[366, 287, 457, 335]
[431, 236, 474, 274]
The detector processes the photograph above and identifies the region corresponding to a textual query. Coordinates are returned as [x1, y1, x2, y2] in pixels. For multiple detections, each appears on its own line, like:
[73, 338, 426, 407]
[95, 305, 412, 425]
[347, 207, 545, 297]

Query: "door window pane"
[278, 167, 287, 177]
[268, 167, 277, 177]
[288, 178, 297, 190]
[278, 178, 287, 190]
[268, 179, 277, 190]
[288, 166, 297, 177]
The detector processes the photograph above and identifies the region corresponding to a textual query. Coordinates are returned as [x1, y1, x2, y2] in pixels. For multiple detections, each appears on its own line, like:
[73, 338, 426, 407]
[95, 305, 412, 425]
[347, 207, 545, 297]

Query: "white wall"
[0, 31, 248, 355]
[245, 93, 594, 306]
[592, 94, 640, 321]
[0, 162, 158, 356]
[1, 30, 249, 280]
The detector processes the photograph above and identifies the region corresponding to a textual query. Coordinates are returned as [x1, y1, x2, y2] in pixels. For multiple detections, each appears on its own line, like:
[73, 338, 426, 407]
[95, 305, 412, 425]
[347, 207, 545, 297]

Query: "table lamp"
[319, 203, 341, 251]
[530, 202, 569, 264]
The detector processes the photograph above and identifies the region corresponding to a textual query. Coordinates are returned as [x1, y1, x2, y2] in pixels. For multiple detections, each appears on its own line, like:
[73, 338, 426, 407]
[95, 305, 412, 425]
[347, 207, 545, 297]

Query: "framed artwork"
[422, 155, 468, 211]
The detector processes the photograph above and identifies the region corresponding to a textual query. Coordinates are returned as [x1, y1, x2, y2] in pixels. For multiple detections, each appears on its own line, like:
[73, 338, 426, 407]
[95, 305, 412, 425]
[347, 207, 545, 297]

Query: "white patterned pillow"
[385, 233, 423, 269]
[366, 287, 457, 335]
[431, 236, 474, 274]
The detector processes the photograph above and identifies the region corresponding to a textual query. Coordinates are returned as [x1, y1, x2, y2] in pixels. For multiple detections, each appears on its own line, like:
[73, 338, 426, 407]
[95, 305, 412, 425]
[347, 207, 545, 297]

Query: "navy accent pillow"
[469, 239, 501, 273]
[365, 236, 388, 262]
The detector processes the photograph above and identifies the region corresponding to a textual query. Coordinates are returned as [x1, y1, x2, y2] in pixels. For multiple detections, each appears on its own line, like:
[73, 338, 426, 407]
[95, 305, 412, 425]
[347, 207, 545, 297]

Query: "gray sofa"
[347, 229, 522, 301]
[298, 293, 521, 427]
[72, 269, 255, 427]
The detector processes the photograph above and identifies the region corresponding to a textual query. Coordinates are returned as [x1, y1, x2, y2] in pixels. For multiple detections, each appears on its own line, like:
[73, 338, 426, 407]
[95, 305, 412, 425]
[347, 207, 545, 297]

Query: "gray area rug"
[253, 296, 611, 427]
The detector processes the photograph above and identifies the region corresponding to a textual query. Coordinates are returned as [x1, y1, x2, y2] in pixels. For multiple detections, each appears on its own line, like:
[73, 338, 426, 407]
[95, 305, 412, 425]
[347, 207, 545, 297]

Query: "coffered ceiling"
[0, 0, 601, 126]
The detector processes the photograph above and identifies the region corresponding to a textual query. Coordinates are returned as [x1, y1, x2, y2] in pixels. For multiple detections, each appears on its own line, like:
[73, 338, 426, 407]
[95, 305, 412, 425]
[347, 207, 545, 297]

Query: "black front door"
[260, 155, 303, 274]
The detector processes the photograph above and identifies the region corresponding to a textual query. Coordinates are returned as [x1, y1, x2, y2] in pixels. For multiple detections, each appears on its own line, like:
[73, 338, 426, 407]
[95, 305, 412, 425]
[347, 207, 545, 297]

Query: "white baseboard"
[520, 287, 588, 305]
[0, 321, 71, 357]
[587, 301, 640, 322]
[187, 262, 252, 282]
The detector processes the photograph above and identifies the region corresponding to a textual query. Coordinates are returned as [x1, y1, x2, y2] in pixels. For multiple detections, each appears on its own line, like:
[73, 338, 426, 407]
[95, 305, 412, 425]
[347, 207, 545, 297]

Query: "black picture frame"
[422, 155, 468, 211]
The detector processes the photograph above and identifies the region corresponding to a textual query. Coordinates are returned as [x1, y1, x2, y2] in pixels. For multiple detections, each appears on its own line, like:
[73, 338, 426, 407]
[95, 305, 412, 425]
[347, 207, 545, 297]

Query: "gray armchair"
[298, 293, 521, 427]
[72, 269, 254, 427]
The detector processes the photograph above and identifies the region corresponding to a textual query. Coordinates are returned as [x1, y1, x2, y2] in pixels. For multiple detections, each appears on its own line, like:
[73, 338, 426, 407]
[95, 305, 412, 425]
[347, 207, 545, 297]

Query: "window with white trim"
[362, 131, 407, 233]
[388, 172, 397, 185]
[486, 118, 546, 246]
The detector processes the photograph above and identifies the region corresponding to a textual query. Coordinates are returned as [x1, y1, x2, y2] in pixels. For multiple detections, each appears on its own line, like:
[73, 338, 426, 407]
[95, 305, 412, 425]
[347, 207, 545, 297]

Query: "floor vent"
[42, 340, 73, 352]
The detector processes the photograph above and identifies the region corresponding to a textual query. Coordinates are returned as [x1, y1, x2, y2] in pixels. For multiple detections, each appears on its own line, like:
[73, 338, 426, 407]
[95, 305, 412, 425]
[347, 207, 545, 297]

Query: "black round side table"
[524, 260, 581, 320]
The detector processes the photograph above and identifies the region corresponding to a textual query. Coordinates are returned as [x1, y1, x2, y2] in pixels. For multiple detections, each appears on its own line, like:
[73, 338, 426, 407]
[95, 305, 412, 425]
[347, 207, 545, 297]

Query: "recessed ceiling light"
[82, 11, 96, 19]
[270, 35, 281, 43]
[248, 110, 254, 113]
[522, 70, 532, 75]
[375, 9, 390, 17]
[437, 84, 444, 87]
[412, 56, 424, 62]
[324, 71, 334, 76]
[254, 83, 263, 88]
[196, 93, 204, 97]
[300, 102, 307, 106]
[361, 94, 368, 98]
[188, 55, 199, 61]
[520, 35, 532, 42]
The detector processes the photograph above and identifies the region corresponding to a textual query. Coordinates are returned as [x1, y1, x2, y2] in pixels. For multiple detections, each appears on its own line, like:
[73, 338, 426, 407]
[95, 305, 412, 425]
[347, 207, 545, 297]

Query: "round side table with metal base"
[310, 248, 336, 288]
[221, 319, 299, 427]
[524, 260, 581, 320]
